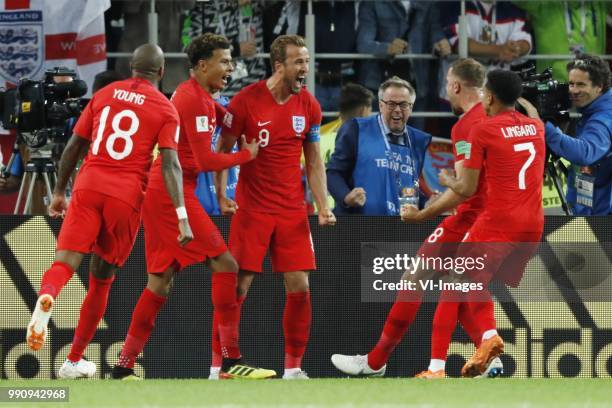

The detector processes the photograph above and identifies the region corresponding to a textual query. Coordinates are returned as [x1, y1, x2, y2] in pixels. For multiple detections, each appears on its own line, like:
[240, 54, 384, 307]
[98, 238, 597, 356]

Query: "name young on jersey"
[113, 89, 146, 105]
[501, 124, 537, 139]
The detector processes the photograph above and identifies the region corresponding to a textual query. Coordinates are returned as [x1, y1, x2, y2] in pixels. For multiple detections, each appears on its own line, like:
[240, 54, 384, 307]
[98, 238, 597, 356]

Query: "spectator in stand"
[514, 1, 612, 81]
[116, 1, 194, 93]
[182, 0, 266, 98]
[435, 0, 532, 74]
[356, 1, 445, 128]
[434, 1, 531, 138]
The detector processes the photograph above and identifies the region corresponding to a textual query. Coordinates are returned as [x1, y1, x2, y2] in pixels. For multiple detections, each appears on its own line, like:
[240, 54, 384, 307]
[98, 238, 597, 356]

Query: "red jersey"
[223, 80, 322, 212]
[73, 77, 179, 210]
[443, 103, 487, 231]
[464, 110, 545, 233]
[147, 78, 251, 191]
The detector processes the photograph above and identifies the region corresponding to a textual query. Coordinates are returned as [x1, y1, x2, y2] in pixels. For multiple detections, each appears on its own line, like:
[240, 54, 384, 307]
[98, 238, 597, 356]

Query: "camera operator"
[0, 74, 75, 214]
[0, 70, 118, 214]
[519, 54, 612, 215]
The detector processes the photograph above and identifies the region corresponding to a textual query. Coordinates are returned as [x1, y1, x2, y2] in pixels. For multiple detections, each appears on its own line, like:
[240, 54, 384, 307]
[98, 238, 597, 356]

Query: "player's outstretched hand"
[48, 193, 68, 218]
[438, 168, 456, 188]
[177, 219, 194, 247]
[400, 204, 422, 223]
[219, 196, 238, 215]
[318, 208, 336, 227]
[241, 135, 260, 159]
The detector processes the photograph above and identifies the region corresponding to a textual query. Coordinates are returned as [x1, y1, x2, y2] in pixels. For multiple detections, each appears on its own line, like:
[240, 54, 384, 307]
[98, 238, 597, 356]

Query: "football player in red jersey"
[217, 35, 336, 379]
[332, 59, 501, 379]
[111, 33, 275, 380]
[440, 69, 544, 377]
[26, 44, 193, 379]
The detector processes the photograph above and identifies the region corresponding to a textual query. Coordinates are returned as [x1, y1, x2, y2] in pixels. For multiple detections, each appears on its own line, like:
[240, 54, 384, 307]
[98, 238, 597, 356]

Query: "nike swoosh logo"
[258, 121, 271, 126]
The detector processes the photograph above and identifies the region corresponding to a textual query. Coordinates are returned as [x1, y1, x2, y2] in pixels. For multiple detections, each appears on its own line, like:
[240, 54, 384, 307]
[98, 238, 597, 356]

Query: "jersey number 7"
[513, 142, 536, 190]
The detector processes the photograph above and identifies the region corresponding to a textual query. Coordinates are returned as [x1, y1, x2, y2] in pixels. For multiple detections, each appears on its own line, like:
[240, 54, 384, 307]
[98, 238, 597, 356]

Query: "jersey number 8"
[92, 106, 139, 160]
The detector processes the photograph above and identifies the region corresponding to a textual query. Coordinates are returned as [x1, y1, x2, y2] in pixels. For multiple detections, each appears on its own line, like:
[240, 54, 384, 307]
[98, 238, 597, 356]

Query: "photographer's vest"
[352, 115, 431, 215]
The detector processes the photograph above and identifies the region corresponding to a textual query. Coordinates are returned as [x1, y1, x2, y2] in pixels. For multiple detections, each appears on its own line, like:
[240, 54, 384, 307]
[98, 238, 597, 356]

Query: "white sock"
[428, 359, 445, 372]
[210, 366, 220, 374]
[284, 368, 301, 376]
[482, 329, 498, 341]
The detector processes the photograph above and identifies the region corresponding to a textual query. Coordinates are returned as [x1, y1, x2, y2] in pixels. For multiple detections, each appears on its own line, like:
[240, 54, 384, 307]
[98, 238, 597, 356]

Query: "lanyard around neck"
[376, 114, 418, 189]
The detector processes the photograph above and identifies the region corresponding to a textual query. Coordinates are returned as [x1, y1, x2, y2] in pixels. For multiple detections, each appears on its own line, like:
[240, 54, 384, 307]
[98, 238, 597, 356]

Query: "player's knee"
[146, 271, 174, 297]
[211, 252, 239, 273]
[55, 250, 83, 272]
[284, 274, 310, 293]
[91, 261, 117, 280]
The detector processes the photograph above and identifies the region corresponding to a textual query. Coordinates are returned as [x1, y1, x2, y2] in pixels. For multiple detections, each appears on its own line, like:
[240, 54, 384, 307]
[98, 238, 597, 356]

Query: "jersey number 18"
[92, 106, 139, 160]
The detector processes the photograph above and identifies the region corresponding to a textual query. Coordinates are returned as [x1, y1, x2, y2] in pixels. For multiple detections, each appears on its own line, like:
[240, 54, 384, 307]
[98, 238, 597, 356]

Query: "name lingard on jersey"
[113, 89, 146, 105]
[501, 124, 537, 139]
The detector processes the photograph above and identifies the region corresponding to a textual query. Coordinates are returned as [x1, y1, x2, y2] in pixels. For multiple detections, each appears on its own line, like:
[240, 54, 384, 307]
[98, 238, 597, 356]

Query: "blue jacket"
[326, 114, 431, 215]
[545, 89, 612, 215]
[356, 1, 444, 109]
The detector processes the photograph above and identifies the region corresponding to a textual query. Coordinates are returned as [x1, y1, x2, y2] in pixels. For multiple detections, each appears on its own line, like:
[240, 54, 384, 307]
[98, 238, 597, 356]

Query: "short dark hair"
[567, 54, 611, 92]
[449, 58, 485, 88]
[485, 70, 523, 106]
[92, 70, 125, 93]
[339, 83, 373, 116]
[269, 35, 307, 68]
[186, 32, 230, 68]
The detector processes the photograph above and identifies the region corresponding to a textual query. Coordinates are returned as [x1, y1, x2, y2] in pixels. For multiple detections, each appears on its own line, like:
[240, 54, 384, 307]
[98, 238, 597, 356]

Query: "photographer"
[519, 54, 612, 215]
[0, 69, 114, 214]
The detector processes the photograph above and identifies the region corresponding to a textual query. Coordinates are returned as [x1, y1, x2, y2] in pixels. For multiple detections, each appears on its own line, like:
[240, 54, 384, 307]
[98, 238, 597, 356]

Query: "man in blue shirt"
[520, 54, 612, 215]
[326, 76, 431, 215]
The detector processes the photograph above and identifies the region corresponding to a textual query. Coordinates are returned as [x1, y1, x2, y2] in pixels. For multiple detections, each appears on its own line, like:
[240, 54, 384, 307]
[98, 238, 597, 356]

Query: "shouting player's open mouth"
[292, 75, 306, 93]
[221, 74, 232, 87]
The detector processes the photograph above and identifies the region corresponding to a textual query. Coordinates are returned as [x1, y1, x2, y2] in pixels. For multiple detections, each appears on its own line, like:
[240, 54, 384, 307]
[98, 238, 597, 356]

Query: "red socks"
[283, 291, 311, 369]
[430, 289, 496, 362]
[39, 261, 74, 299]
[430, 296, 460, 360]
[212, 294, 245, 367]
[468, 290, 496, 338]
[367, 291, 422, 370]
[211, 272, 241, 360]
[67, 273, 115, 362]
[116, 288, 167, 369]
[458, 301, 483, 347]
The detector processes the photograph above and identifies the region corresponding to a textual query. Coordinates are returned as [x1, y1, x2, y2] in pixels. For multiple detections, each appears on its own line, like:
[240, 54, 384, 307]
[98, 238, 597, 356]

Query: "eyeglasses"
[380, 100, 414, 111]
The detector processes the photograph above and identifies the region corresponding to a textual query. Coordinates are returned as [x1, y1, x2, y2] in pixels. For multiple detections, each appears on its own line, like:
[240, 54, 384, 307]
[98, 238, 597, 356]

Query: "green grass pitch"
[1, 378, 611, 408]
